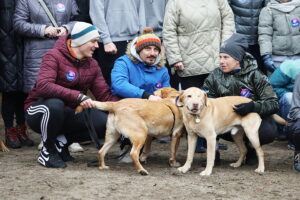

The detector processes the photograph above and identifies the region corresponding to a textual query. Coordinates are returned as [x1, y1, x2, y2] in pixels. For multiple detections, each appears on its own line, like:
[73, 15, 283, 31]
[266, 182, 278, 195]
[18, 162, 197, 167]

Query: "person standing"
[90, 0, 142, 86]
[0, 0, 34, 148]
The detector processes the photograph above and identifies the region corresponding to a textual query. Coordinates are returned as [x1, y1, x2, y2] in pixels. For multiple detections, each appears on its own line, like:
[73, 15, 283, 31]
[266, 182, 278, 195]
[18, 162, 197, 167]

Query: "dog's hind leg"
[129, 133, 148, 175]
[178, 131, 198, 174]
[230, 129, 247, 168]
[140, 136, 152, 163]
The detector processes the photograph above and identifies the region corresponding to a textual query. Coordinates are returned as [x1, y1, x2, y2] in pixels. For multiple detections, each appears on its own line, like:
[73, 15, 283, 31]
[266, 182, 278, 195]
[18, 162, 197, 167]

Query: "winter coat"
[111, 40, 170, 98]
[90, 0, 142, 44]
[203, 53, 279, 116]
[228, 0, 267, 45]
[0, 0, 23, 92]
[163, 0, 235, 77]
[288, 73, 300, 120]
[14, 0, 78, 93]
[269, 59, 300, 99]
[24, 35, 119, 111]
[258, 0, 300, 56]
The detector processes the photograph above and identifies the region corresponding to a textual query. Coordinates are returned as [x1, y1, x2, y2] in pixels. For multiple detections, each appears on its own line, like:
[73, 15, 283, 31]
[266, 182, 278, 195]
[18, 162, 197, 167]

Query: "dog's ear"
[204, 92, 208, 107]
[176, 91, 184, 107]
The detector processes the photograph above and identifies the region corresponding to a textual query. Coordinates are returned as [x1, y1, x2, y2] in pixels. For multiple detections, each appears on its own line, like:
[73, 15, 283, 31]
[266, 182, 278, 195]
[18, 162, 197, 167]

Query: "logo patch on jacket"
[240, 88, 251, 98]
[291, 18, 300, 27]
[66, 71, 76, 81]
[155, 82, 162, 89]
[56, 3, 65, 12]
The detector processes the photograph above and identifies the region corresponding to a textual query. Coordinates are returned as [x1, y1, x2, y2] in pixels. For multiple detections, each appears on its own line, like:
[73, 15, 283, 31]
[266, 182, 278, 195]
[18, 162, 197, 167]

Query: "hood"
[269, 0, 300, 12]
[237, 53, 258, 75]
[53, 35, 77, 62]
[125, 37, 166, 69]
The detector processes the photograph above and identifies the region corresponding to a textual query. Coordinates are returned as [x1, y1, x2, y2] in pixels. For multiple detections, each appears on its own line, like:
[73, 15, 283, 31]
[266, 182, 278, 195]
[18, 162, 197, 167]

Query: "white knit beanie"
[71, 22, 100, 47]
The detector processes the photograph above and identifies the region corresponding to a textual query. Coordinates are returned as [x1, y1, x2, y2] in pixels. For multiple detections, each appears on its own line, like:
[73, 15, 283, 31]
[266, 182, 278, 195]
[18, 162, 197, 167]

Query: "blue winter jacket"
[111, 54, 170, 98]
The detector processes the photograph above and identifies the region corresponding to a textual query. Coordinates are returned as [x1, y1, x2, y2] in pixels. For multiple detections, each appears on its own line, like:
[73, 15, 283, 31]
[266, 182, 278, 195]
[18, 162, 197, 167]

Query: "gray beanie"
[220, 33, 249, 62]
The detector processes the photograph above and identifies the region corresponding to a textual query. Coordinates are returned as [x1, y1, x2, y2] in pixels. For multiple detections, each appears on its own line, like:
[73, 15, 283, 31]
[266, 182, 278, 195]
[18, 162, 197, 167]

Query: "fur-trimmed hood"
[126, 37, 166, 69]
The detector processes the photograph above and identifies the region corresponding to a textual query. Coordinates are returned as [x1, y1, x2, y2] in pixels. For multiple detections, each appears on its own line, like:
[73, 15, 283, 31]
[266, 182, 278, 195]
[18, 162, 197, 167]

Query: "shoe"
[55, 141, 74, 162]
[287, 142, 295, 151]
[37, 147, 66, 168]
[118, 145, 132, 163]
[16, 124, 34, 146]
[293, 151, 300, 172]
[245, 148, 258, 166]
[68, 143, 84, 153]
[156, 136, 171, 143]
[5, 127, 21, 149]
[195, 138, 206, 153]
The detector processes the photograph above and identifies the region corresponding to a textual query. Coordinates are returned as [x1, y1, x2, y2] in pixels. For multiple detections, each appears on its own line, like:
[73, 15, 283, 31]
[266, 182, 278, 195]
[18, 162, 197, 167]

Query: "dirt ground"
[0, 125, 299, 200]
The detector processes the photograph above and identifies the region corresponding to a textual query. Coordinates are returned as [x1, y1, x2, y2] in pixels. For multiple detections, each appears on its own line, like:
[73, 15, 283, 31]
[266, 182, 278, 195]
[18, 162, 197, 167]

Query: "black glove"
[262, 55, 276, 72]
[77, 93, 91, 104]
[233, 102, 254, 116]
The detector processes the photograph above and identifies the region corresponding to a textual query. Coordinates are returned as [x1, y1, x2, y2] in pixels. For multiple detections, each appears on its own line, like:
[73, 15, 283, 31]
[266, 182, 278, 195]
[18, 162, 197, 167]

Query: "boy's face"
[219, 53, 240, 73]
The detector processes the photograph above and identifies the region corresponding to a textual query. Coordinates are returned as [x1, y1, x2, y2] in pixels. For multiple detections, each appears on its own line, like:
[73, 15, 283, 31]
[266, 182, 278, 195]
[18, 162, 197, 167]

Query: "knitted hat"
[135, 27, 161, 53]
[71, 22, 100, 47]
[220, 33, 249, 62]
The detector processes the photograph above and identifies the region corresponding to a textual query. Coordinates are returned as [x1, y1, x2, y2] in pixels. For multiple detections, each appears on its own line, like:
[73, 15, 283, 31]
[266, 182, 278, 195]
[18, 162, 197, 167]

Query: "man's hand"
[104, 42, 117, 54]
[233, 102, 255, 116]
[148, 95, 162, 101]
[44, 26, 59, 38]
[56, 26, 68, 37]
[174, 62, 185, 71]
[80, 98, 95, 109]
[262, 55, 276, 72]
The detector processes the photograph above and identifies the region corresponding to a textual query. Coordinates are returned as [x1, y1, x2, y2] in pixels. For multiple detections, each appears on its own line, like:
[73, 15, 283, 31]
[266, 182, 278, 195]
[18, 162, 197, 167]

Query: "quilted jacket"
[163, 0, 235, 77]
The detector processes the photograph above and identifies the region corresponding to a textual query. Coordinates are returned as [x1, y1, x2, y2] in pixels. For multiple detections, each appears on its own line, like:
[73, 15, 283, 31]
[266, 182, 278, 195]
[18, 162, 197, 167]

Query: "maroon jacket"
[24, 35, 119, 110]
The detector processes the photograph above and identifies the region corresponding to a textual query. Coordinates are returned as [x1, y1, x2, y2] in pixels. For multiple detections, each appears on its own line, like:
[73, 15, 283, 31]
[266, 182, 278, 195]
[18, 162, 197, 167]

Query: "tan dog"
[93, 87, 184, 175]
[177, 87, 264, 176]
[0, 139, 9, 152]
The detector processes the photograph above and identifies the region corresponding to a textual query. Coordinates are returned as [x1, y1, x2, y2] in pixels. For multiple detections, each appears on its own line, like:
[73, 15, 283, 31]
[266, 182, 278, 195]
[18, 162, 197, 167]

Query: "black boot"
[293, 151, 300, 172]
[55, 141, 75, 162]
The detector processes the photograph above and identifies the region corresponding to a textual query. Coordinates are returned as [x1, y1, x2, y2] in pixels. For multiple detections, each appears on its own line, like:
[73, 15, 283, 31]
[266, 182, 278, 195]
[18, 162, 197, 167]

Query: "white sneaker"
[68, 143, 84, 153]
[118, 148, 132, 163]
[38, 141, 43, 150]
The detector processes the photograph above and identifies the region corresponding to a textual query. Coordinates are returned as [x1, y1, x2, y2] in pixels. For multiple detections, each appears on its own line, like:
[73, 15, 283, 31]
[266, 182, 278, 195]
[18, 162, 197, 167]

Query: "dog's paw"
[99, 165, 110, 170]
[169, 160, 181, 168]
[138, 169, 149, 176]
[230, 162, 241, 168]
[177, 166, 189, 173]
[254, 168, 264, 174]
[200, 169, 212, 176]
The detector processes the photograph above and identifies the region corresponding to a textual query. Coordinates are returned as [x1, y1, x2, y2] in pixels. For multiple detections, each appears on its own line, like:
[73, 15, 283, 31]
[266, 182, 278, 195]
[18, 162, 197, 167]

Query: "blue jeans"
[279, 92, 293, 120]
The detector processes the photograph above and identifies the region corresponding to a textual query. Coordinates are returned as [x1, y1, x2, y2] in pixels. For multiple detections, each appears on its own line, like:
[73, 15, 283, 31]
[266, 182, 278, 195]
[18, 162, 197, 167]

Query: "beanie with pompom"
[135, 27, 161, 53]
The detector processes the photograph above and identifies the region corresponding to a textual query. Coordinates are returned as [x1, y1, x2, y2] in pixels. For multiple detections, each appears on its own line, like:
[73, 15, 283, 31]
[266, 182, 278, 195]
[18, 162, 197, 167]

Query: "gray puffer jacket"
[14, 0, 78, 93]
[228, 0, 267, 45]
[258, 0, 300, 56]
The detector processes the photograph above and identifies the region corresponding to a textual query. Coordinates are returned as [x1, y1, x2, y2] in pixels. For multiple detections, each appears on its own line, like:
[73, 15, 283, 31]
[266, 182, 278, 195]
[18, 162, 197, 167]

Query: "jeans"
[279, 92, 293, 120]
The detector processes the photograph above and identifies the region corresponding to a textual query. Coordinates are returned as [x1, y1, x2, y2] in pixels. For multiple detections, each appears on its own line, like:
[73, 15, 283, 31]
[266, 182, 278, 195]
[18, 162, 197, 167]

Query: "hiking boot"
[55, 141, 74, 162]
[16, 124, 34, 146]
[245, 148, 258, 166]
[293, 151, 300, 172]
[38, 147, 66, 168]
[5, 127, 21, 149]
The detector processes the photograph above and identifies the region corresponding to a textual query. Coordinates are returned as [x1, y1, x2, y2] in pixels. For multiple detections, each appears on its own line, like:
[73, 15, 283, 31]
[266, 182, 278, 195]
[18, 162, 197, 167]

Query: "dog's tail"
[272, 114, 288, 126]
[93, 101, 114, 112]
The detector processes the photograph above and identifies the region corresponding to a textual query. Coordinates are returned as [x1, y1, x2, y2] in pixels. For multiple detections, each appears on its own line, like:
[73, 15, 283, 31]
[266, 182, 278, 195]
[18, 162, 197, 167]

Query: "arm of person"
[218, 0, 236, 43]
[202, 71, 221, 98]
[269, 68, 292, 99]
[111, 60, 148, 98]
[252, 70, 279, 116]
[13, 0, 48, 38]
[162, 0, 183, 66]
[258, 6, 273, 56]
[58, 0, 79, 36]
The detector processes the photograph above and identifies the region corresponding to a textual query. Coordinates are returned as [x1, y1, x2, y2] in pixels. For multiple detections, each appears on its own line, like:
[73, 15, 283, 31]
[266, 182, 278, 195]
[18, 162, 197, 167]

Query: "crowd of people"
[0, 0, 299, 172]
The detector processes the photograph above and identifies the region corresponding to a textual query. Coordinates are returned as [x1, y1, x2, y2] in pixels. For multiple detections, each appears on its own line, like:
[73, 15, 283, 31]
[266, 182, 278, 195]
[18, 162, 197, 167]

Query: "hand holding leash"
[77, 93, 95, 108]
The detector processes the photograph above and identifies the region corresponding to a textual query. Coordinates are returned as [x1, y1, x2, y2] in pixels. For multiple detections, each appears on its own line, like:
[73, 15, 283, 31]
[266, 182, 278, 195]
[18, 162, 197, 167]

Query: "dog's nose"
[193, 103, 199, 108]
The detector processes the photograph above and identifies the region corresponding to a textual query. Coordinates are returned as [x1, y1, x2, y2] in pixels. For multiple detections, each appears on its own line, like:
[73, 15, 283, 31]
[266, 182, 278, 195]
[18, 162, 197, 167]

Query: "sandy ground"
[0, 125, 299, 200]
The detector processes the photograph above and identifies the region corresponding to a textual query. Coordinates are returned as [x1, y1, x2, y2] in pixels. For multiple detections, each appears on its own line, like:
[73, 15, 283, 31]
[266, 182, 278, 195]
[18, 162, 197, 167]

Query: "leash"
[82, 108, 101, 149]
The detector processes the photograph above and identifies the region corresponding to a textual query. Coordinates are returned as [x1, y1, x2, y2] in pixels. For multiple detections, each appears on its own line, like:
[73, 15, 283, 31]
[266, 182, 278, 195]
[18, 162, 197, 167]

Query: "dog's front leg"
[200, 133, 217, 176]
[169, 128, 184, 167]
[178, 131, 197, 173]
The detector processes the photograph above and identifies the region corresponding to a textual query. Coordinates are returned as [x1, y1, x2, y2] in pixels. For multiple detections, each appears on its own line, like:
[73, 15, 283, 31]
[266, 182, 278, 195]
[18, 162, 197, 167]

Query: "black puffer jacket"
[203, 53, 278, 116]
[228, 0, 268, 45]
[0, 0, 23, 92]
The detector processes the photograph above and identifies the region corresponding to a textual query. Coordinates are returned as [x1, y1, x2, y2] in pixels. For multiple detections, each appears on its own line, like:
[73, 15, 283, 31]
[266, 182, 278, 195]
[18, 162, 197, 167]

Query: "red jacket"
[24, 35, 119, 110]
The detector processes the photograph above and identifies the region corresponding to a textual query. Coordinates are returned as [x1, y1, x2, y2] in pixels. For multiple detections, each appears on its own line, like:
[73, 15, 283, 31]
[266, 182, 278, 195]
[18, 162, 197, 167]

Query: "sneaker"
[16, 124, 34, 146]
[118, 145, 132, 163]
[55, 141, 74, 162]
[68, 143, 84, 153]
[294, 151, 300, 172]
[37, 147, 66, 168]
[5, 127, 21, 149]
[245, 148, 258, 166]
[156, 136, 171, 143]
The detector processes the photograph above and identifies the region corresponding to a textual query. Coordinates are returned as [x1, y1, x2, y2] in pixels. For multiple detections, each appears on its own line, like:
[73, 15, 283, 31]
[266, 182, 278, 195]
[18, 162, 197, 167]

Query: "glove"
[262, 55, 276, 72]
[233, 102, 254, 116]
[77, 93, 91, 104]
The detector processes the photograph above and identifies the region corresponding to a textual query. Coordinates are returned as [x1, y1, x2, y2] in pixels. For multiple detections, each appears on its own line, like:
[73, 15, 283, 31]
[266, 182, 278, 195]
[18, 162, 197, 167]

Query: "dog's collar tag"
[195, 118, 201, 123]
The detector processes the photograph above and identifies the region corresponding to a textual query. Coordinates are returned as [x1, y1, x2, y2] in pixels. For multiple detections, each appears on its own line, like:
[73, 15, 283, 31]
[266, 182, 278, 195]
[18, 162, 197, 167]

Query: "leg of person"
[288, 119, 300, 172]
[14, 92, 34, 146]
[26, 98, 67, 168]
[1, 92, 21, 148]
[277, 93, 293, 141]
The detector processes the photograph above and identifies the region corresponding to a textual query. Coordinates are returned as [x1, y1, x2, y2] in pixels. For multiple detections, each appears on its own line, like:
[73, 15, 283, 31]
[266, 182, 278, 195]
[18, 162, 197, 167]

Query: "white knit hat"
[71, 22, 100, 47]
